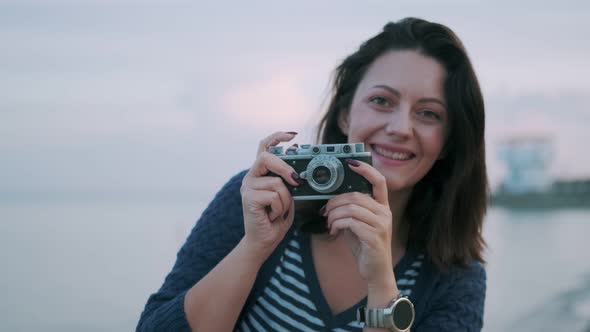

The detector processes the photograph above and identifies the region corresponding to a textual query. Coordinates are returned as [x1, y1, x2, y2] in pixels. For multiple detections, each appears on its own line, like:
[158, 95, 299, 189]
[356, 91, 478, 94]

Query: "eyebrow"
[373, 84, 447, 109]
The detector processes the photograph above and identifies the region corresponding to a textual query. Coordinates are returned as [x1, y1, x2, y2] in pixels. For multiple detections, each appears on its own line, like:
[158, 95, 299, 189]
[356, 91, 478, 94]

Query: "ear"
[337, 110, 350, 135]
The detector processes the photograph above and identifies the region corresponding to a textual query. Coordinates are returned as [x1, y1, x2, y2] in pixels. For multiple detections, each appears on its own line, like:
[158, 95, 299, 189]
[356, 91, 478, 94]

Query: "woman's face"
[340, 50, 448, 195]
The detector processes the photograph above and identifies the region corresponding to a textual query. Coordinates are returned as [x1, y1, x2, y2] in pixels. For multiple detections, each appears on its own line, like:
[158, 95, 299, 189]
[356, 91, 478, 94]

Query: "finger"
[278, 198, 295, 225]
[248, 177, 292, 217]
[256, 131, 298, 156]
[345, 159, 389, 205]
[248, 152, 302, 186]
[329, 217, 375, 241]
[324, 192, 382, 217]
[325, 203, 379, 229]
[247, 189, 285, 221]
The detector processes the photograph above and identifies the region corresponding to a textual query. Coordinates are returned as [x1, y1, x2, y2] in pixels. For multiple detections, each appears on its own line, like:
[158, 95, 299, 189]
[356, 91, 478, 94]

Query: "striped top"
[137, 170, 487, 332]
[237, 230, 425, 332]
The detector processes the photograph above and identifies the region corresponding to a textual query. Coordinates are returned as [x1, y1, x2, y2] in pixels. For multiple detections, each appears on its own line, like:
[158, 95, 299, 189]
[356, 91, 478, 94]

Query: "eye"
[369, 96, 392, 107]
[417, 109, 442, 120]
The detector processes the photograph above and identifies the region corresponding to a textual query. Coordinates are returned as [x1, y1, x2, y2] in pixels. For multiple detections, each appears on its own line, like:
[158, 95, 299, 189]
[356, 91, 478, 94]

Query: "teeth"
[374, 146, 413, 160]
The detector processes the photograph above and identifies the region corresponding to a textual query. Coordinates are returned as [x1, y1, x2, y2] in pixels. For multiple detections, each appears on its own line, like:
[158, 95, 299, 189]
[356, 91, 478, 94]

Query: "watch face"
[393, 298, 414, 330]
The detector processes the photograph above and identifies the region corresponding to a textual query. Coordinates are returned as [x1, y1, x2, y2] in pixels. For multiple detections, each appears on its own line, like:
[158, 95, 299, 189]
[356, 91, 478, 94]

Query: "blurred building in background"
[491, 134, 590, 208]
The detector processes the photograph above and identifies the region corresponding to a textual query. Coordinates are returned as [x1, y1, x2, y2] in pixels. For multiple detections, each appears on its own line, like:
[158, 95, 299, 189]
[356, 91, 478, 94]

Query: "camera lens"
[343, 145, 351, 153]
[304, 155, 345, 194]
[312, 166, 331, 185]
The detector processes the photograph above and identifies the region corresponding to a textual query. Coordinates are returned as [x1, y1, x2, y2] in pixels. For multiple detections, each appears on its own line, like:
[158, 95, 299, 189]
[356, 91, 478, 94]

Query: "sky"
[1, 0, 590, 203]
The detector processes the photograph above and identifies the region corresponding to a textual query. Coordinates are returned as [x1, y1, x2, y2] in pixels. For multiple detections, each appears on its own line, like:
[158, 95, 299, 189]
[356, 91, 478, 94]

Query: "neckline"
[299, 230, 415, 327]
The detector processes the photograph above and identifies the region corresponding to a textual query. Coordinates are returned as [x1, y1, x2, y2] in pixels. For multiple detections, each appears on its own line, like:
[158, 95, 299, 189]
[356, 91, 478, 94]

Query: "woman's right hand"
[240, 131, 303, 258]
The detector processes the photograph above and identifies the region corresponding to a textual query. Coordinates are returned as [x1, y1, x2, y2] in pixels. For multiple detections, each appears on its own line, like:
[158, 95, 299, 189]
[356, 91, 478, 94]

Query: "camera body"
[269, 143, 373, 200]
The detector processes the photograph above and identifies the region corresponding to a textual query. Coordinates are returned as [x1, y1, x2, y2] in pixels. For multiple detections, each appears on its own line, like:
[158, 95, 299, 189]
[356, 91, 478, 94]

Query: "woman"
[138, 17, 487, 332]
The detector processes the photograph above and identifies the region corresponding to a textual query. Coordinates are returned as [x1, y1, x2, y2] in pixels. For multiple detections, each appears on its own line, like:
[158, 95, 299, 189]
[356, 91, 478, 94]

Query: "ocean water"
[0, 197, 589, 331]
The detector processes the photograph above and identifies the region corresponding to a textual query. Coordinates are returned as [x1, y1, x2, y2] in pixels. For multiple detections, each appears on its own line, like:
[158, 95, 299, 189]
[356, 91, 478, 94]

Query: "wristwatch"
[356, 294, 415, 331]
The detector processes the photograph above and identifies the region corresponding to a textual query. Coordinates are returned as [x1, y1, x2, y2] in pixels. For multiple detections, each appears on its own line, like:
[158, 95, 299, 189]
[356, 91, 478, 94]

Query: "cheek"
[348, 110, 382, 134]
[421, 128, 446, 155]
[347, 116, 371, 138]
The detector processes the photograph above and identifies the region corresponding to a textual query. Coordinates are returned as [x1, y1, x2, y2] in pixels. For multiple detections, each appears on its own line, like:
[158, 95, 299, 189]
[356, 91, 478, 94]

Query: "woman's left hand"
[323, 159, 395, 288]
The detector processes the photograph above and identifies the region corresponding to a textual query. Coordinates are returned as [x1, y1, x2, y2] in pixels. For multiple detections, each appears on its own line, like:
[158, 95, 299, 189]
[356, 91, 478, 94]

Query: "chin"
[384, 177, 413, 194]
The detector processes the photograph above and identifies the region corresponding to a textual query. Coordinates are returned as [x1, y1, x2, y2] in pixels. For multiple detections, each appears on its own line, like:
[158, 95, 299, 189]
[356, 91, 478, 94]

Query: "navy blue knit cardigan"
[137, 170, 486, 331]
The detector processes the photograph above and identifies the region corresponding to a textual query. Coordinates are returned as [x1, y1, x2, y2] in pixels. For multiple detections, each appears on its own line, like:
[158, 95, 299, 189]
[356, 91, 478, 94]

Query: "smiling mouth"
[371, 145, 416, 161]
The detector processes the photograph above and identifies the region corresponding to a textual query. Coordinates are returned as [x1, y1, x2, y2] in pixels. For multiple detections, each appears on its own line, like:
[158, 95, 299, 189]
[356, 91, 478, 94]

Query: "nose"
[384, 107, 412, 139]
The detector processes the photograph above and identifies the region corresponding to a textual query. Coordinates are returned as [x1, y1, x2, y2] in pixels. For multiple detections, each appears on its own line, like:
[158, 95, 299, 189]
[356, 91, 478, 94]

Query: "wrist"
[367, 272, 398, 308]
[237, 238, 272, 268]
[367, 268, 396, 292]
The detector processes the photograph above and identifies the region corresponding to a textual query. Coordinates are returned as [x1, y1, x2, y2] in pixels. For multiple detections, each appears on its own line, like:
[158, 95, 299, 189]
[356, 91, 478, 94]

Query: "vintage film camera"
[269, 143, 373, 200]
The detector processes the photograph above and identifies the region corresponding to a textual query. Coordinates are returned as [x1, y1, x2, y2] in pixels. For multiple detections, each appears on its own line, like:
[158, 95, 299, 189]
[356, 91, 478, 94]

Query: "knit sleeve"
[414, 261, 486, 332]
[136, 170, 248, 332]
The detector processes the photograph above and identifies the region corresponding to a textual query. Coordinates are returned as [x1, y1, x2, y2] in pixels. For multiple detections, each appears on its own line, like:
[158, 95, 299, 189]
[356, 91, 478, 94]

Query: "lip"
[370, 143, 416, 166]
[371, 143, 415, 155]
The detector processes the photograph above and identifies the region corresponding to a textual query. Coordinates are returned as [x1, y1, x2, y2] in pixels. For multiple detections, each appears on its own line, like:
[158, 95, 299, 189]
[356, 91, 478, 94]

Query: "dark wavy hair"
[295, 17, 488, 270]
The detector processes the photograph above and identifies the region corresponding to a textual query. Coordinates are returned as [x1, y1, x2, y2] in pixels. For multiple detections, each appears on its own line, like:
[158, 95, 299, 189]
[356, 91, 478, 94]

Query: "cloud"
[2, 0, 589, 195]
[221, 69, 316, 131]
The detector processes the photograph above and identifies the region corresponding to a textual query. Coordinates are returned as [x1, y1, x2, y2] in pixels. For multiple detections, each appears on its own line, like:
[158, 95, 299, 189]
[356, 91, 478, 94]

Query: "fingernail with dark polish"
[283, 210, 290, 219]
[286, 131, 298, 135]
[319, 205, 327, 216]
[345, 158, 360, 167]
[292, 172, 306, 185]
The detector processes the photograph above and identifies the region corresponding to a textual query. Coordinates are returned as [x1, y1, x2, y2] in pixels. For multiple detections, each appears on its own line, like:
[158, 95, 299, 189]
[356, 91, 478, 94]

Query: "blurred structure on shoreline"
[491, 134, 590, 209]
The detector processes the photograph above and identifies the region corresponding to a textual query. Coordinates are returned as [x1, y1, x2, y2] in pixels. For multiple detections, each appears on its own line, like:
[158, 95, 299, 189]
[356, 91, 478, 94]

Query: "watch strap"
[356, 293, 402, 329]
[360, 305, 394, 329]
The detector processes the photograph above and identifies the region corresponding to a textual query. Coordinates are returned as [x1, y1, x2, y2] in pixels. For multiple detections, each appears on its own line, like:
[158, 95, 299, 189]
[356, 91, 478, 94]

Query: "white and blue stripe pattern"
[237, 233, 424, 331]
[398, 253, 424, 297]
[239, 237, 325, 331]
